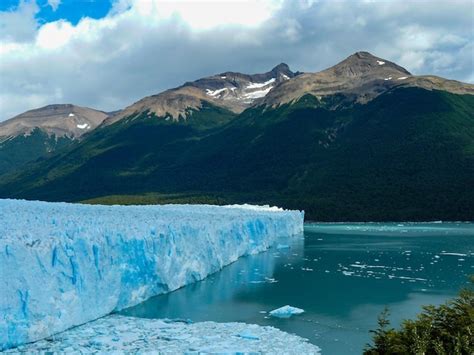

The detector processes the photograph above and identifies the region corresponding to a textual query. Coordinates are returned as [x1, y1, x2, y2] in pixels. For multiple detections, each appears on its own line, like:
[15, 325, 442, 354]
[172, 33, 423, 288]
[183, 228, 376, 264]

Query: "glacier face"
[0, 199, 304, 350]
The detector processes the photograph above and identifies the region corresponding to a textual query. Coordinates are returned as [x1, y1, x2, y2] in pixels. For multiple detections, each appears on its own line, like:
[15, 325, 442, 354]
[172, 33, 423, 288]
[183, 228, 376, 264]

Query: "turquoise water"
[121, 223, 474, 354]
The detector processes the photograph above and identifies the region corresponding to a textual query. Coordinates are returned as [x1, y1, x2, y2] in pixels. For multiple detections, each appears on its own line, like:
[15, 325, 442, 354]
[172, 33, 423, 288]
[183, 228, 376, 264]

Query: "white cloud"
[0, 0, 472, 121]
[47, 0, 61, 12]
[282, 19, 302, 42]
[0, 0, 38, 42]
[113, 0, 280, 30]
[36, 20, 75, 49]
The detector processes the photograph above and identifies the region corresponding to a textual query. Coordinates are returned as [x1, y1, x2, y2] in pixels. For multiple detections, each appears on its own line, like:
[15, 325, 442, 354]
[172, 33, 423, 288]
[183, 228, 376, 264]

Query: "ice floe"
[270, 305, 305, 318]
[3, 315, 320, 354]
[440, 252, 467, 257]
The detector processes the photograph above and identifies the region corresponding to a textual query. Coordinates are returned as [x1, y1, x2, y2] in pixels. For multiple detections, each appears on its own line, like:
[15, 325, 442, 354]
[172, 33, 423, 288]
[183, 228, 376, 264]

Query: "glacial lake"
[121, 223, 474, 354]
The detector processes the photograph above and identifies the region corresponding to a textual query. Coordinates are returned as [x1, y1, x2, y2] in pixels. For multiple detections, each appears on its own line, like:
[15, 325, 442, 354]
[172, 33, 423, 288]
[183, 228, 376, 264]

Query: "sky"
[0, 0, 473, 121]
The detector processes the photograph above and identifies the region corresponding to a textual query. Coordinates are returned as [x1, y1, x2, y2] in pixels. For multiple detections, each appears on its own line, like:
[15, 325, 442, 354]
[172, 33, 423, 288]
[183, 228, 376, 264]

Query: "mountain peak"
[351, 51, 377, 59]
[105, 64, 297, 125]
[271, 63, 290, 72]
[0, 104, 108, 139]
[346, 51, 390, 62]
[269, 63, 296, 80]
[260, 51, 421, 108]
[331, 51, 411, 78]
[41, 103, 75, 110]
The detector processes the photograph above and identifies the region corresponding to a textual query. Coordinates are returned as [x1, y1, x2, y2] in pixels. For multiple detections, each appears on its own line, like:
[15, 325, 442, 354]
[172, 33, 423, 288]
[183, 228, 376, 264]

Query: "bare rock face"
[261, 51, 474, 108]
[0, 104, 108, 139]
[105, 64, 296, 125]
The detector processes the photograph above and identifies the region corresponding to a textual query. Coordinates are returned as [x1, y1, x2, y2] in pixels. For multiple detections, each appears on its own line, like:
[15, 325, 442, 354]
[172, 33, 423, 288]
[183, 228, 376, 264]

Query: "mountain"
[0, 64, 296, 177]
[0, 52, 473, 221]
[104, 63, 296, 125]
[0, 104, 108, 175]
[262, 52, 473, 108]
[0, 104, 108, 138]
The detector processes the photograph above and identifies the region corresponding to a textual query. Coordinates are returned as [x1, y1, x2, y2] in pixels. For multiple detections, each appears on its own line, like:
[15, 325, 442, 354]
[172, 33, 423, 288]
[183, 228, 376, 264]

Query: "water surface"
[121, 223, 474, 354]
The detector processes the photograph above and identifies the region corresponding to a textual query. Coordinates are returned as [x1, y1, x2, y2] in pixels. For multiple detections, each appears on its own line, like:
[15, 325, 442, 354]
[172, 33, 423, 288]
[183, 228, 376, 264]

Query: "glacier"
[0, 199, 304, 350]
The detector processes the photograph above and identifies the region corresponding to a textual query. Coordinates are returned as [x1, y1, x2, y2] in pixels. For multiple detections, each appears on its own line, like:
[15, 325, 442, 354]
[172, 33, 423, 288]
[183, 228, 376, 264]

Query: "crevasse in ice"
[0, 199, 304, 350]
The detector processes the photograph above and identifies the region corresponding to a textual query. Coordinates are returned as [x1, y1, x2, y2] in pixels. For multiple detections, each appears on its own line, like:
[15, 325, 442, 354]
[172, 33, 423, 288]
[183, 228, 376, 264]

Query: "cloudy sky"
[0, 0, 472, 121]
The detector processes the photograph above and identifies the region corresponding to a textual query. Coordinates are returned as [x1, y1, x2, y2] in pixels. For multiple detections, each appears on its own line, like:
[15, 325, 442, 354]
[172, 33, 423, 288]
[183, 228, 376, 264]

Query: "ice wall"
[0, 199, 304, 350]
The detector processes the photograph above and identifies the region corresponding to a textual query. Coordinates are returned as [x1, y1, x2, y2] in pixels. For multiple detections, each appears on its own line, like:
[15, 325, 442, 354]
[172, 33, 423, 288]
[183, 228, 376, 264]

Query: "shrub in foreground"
[364, 277, 474, 354]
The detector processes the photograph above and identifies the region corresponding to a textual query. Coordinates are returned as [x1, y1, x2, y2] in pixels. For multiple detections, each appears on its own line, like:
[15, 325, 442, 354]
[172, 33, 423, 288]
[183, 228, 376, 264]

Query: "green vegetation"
[0, 128, 73, 176]
[82, 192, 231, 206]
[364, 277, 474, 354]
[0, 88, 473, 221]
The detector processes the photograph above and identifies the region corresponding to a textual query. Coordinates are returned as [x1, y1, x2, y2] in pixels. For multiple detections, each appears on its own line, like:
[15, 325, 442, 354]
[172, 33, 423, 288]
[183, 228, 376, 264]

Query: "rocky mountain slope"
[105, 63, 296, 125]
[0, 63, 297, 176]
[0, 104, 108, 175]
[0, 104, 108, 139]
[261, 52, 473, 108]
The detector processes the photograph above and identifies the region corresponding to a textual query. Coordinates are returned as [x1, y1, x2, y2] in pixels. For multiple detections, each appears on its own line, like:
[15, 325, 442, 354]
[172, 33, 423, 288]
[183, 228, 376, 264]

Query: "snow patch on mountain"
[246, 78, 276, 89]
[243, 87, 274, 100]
[206, 88, 227, 97]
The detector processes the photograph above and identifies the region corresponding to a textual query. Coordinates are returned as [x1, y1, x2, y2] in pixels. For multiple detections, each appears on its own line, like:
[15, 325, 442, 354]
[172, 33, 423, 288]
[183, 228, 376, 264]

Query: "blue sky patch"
[0, 0, 113, 25]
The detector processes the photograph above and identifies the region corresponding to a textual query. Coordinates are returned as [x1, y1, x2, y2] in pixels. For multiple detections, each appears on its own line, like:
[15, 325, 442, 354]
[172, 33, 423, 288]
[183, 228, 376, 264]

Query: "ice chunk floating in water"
[270, 305, 305, 318]
[0, 199, 304, 350]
